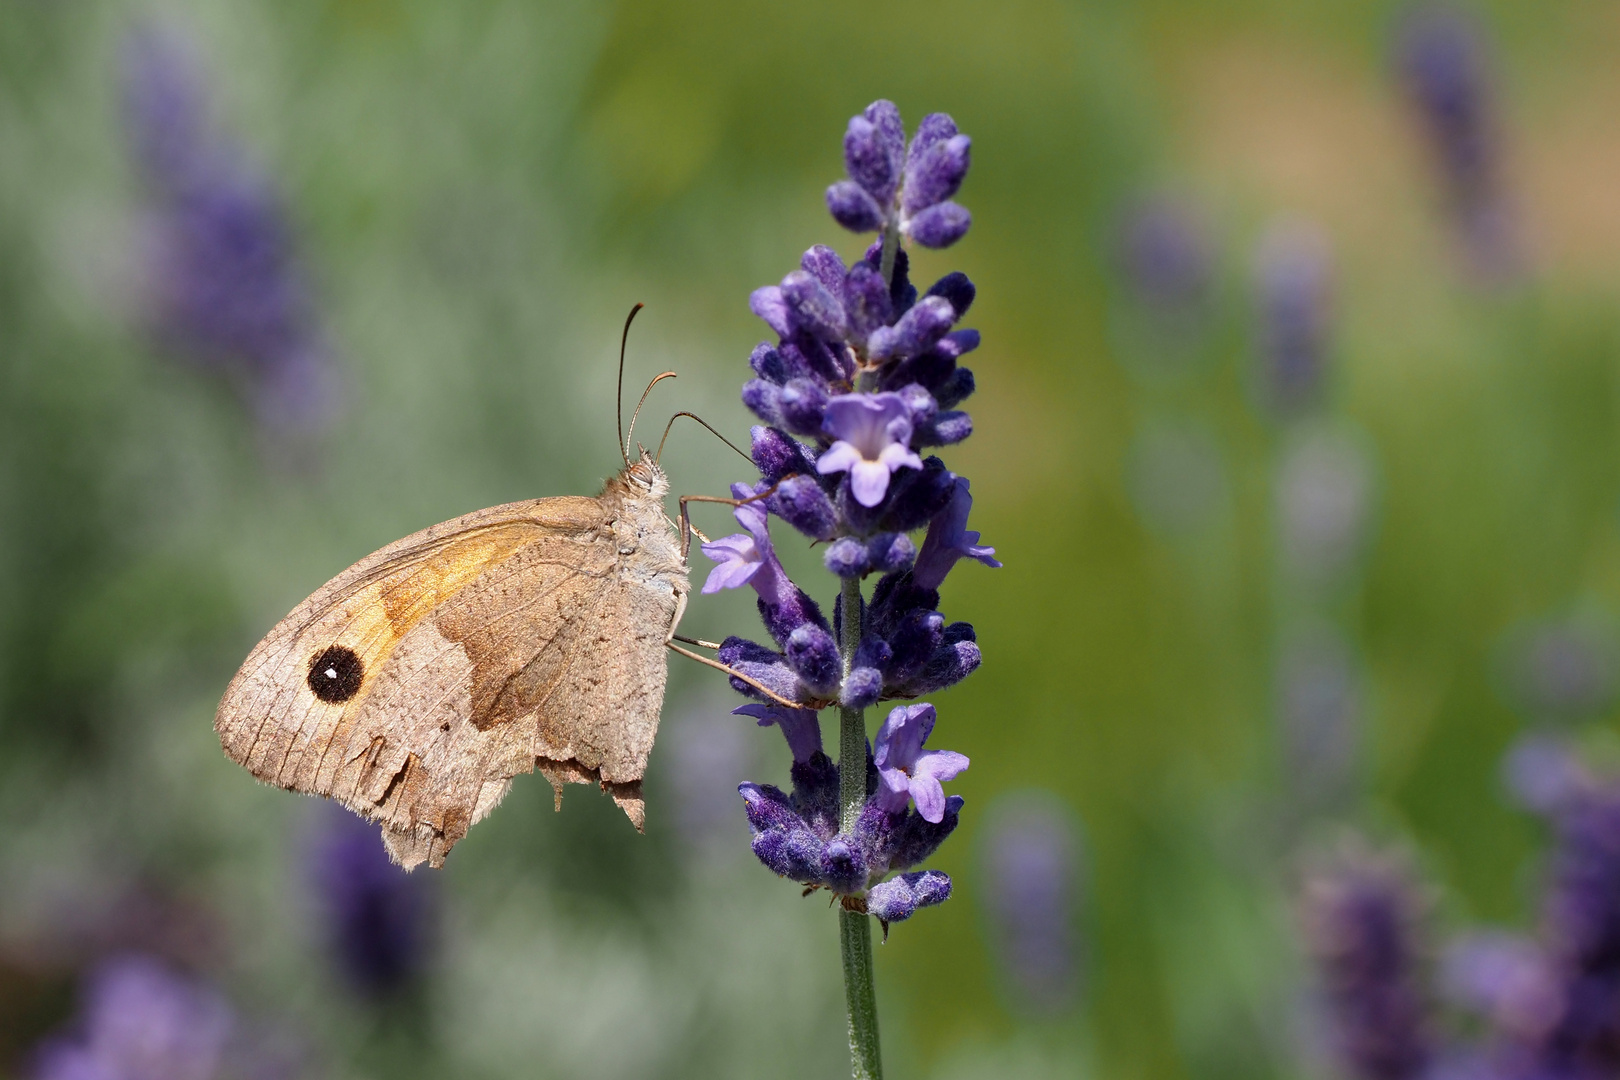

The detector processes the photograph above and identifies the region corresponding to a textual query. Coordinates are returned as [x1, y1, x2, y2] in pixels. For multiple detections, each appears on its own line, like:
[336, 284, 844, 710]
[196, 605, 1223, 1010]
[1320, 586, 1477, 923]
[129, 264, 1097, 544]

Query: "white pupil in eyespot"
[325, 668, 337, 679]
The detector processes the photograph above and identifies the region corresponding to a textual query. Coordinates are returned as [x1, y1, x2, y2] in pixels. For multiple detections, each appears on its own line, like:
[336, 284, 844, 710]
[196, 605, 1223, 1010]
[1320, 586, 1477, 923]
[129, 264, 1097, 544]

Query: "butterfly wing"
[215, 493, 682, 869]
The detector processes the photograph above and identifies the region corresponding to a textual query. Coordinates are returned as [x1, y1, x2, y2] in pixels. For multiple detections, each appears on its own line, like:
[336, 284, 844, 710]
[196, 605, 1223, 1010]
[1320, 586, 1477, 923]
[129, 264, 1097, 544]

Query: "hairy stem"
[877, 222, 901, 300]
[836, 574, 882, 1079]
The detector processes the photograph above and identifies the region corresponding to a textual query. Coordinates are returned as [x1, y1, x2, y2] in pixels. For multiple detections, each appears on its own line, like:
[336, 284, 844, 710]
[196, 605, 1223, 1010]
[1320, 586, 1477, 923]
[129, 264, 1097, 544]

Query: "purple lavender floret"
[120, 23, 336, 439]
[715, 100, 996, 926]
[1300, 847, 1436, 1080]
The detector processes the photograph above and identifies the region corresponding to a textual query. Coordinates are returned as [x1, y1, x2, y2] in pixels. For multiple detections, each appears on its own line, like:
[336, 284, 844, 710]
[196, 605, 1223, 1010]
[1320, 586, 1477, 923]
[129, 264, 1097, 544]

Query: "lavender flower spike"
[817, 393, 925, 507]
[873, 703, 969, 823]
[913, 476, 1001, 590]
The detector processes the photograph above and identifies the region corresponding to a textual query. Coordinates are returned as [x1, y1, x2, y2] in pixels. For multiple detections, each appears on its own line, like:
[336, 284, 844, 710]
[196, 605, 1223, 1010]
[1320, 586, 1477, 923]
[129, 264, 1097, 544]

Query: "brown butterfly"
[214, 308, 778, 870]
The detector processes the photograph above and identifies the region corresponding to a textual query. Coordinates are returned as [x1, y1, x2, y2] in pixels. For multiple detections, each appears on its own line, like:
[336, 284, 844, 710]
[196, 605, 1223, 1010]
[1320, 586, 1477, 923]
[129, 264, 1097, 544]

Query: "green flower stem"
[837, 573, 883, 1080]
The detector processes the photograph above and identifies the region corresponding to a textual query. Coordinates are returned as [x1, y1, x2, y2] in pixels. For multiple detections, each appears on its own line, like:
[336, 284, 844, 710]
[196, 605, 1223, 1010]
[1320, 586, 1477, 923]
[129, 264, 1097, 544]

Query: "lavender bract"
[706, 102, 998, 941]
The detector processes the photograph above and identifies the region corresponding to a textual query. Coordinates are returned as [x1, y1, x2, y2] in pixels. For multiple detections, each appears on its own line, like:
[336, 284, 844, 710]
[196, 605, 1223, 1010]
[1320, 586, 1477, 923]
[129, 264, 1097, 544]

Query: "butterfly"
[212, 307, 781, 870]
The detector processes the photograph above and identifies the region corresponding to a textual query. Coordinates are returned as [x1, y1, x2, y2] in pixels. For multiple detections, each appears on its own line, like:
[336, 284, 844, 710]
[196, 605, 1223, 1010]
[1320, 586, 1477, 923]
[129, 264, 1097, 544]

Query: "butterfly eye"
[307, 645, 364, 703]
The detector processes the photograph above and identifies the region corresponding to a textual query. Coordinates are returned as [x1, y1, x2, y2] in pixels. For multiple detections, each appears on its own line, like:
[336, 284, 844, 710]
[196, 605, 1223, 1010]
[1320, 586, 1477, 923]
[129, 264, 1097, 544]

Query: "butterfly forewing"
[214, 481, 686, 870]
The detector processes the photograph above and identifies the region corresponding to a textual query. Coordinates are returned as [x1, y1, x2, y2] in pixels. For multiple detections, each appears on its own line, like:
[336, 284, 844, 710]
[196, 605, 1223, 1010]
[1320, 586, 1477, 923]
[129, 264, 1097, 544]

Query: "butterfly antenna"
[657, 411, 752, 466]
[616, 302, 645, 467]
[626, 371, 678, 458]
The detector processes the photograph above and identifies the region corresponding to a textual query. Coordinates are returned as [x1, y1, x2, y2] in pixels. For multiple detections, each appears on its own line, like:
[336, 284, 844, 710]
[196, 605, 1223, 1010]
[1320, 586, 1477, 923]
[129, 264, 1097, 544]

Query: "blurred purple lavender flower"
[1116, 195, 1214, 313]
[1440, 932, 1560, 1043]
[1498, 777, 1620, 1080]
[1395, 5, 1520, 282]
[120, 24, 337, 440]
[1501, 732, 1589, 817]
[309, 806, 435, 999]
[980, 793, 1083, 1014]
[1253, 221, 1334, 417]
[30, 954, 233, 1080]
[1300, 845, 1436, 1080]
[1497, 616, 1619, 725]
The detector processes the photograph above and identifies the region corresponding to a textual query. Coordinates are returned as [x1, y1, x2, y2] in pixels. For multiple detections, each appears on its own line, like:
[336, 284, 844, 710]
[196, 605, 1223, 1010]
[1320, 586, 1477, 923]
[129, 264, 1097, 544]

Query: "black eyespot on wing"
[307, 645, 364, 703]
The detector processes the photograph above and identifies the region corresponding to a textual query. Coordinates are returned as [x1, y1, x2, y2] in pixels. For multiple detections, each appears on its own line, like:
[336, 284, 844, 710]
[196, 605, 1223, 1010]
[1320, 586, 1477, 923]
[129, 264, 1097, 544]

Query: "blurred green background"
[5, 0, 1620, 1077]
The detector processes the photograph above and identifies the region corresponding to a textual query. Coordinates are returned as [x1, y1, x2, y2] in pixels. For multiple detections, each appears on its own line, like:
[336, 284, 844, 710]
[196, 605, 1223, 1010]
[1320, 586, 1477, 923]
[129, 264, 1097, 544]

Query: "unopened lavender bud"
[908, 869, 952, 907]
[888, 610, 946, 684]
[749, 285, 796, 339]
[758, 586, 830, 646]
[752, 826, 827, 884]
[896, 640, 981, 697]
[936, 329, 980, 359]
[801, 245, 847, 298]
[739, 781, 800, 832]
[845, 103, 904, 205]
[824, 537, 871, 579]
[868, 870, 953, 922]
[892, 794, 963, 871]
[907, 201, 971, 249]
[915, 411, 973, 447]
[926, 271, 976, 316]
[902, 134, 971, 216]
[750, 342, 788, 383]
[844, 262, 893, 343]
[780, 270, 847, 341]
[868, 296, 958, 361]
[742, 379, 784, 426]
[879, 456, 955, 533]
[827, 180, 885, 233]
[821, 836, 868, 894]
[751, 425, 815, 482]
[905, 113, 959, 175]
[786, 623, 842, 696]
[782, 336, 847, 384]
[866, 877, 917, 923]
[779, 378, 830, 437]
[867, 533, 916, 575]
[719, 636, 803, 703]
[883, 351, 954, 395]
[770, 474, 840, 540]
[866, 243, 917, 315]
[935, 368, 975, 409]
[790, 752, 840, 836]
[841, 667, 885, 710]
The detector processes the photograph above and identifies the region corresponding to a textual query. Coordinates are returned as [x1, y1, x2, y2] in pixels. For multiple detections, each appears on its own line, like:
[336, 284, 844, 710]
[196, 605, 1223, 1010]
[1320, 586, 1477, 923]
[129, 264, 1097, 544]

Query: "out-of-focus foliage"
[4, 1, 1620, 1078]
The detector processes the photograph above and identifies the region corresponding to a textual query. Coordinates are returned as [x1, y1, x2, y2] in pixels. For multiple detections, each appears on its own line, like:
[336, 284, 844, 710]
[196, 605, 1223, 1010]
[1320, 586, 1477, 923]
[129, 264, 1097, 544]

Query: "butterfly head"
[624, 447, 669, 497]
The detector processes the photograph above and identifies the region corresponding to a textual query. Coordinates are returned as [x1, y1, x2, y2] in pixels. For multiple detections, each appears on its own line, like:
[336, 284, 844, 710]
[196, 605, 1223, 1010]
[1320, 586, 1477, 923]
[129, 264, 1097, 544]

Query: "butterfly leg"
[665, 641, 808, 710]
[676, 475, 800, 560]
